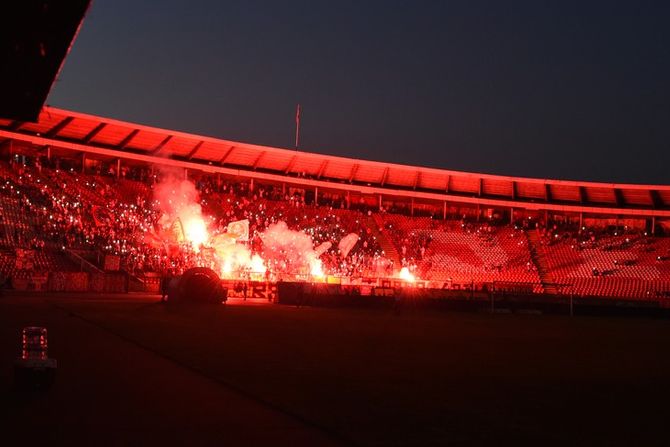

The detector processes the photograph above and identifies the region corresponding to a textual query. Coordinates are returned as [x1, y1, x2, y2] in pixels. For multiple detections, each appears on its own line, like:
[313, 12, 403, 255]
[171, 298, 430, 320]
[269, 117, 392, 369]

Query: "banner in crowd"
[338, 233, 359, 258]
[171, 218, 186, 243]
[142, 229, 165, 247]
[314, 241, 332, 257]
[227, 219, 249, 241]
[91, 205, 109, 226]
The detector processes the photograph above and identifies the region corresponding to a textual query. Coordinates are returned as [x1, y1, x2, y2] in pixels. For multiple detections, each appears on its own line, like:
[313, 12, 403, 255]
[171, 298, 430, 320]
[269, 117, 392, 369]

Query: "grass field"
[2, 293, 670, 446]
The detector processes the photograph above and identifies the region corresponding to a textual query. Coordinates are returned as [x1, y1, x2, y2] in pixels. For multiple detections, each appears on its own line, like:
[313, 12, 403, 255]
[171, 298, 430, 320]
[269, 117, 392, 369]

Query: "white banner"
[338, 233, 359, 258]
[227, 219, 250, 241]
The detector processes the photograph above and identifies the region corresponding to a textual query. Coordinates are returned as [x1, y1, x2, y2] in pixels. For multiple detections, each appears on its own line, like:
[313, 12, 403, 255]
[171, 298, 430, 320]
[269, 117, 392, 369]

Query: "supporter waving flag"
[91, 205, 108, 227]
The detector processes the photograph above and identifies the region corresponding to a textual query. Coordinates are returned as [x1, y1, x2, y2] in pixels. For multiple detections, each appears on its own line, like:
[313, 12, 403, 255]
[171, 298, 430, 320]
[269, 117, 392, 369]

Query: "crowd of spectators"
[0, 155, 387, 280]
[0, 154, 666, 298]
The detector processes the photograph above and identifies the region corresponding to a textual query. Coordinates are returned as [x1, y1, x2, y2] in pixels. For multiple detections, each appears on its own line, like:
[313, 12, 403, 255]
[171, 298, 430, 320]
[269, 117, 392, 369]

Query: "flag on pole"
[295, 103, 301, 149]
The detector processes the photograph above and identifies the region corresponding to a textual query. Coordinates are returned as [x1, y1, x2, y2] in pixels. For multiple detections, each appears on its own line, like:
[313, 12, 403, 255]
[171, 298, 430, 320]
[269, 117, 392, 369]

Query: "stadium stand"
[534, 228, 670, 298]
[0, 106, 667, 300]
[0, 155, 666, 298]
[376, 213, 542, 290]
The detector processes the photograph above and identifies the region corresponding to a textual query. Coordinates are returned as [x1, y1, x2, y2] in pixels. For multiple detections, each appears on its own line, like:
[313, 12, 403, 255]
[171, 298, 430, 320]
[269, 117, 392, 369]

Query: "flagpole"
[295, 103, 301, 150]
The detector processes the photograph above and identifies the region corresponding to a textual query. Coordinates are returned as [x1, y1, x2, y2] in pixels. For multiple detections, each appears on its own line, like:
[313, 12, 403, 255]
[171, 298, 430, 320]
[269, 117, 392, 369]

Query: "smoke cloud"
[260, 221, 322, 276]
[153, 172, 210, 248]
[151, 172, 330, 278]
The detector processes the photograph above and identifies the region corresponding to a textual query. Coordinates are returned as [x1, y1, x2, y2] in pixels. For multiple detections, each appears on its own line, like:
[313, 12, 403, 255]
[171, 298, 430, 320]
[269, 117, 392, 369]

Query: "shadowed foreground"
[1, 292, 670, 446]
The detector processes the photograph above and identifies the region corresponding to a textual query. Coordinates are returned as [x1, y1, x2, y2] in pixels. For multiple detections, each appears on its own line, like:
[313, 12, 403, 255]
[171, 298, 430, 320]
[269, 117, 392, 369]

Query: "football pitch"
[1, 292, 670, 446]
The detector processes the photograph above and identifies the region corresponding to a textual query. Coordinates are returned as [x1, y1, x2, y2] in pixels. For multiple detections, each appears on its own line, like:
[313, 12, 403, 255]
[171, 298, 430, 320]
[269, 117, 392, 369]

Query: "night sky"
[48, 0, 669, 185]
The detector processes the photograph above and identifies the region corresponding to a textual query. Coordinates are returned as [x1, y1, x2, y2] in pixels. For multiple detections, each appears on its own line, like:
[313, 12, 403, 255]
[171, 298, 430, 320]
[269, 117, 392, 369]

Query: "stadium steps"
[527, 229, 556, 293]
[369, 214, 401, 273]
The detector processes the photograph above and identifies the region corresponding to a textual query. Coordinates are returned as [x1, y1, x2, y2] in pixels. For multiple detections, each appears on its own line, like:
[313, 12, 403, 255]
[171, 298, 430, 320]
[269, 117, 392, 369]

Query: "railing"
[63, 248, 104, 274]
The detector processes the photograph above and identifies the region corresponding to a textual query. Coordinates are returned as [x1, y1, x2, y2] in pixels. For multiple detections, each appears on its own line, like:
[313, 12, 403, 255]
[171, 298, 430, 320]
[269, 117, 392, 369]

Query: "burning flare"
[155, 173, 210, 250]
[399, 267, 415, 282]
[152, 174, 336, 279]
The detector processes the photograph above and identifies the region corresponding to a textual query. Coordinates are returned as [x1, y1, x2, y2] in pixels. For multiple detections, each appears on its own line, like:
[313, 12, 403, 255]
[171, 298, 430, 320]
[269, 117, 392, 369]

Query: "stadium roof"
[0, 1, 90, 121]
[0, 106, 669, 218]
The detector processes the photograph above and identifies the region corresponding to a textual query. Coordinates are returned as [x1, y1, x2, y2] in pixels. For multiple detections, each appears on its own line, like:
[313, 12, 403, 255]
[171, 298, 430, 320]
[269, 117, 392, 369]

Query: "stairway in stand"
[368, 214, 401, 274]
[527, 229, 558, 294]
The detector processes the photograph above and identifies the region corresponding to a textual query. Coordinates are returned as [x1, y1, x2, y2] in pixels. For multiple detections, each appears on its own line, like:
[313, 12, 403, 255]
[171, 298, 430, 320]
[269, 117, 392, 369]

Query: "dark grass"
[59, 295, 670, 446]
[3, 293, 670, 446]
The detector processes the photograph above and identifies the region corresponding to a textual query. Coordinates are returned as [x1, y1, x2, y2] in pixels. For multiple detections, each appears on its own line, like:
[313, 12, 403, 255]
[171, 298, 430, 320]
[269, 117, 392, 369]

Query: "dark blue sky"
[48, 0, 669, 184]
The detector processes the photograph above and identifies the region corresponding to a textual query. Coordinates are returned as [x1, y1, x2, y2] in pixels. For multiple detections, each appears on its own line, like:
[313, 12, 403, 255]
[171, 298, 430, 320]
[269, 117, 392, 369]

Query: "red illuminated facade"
[0, 106, 667, 232]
